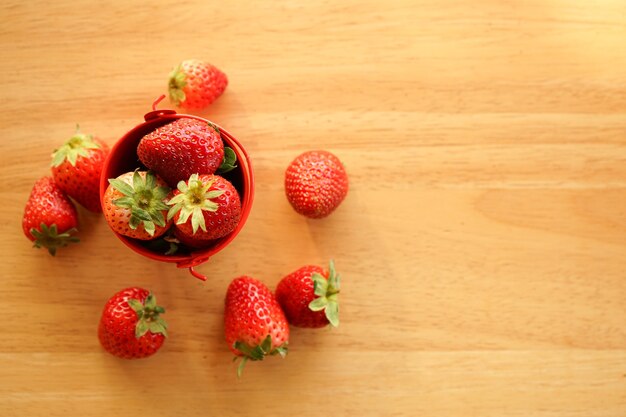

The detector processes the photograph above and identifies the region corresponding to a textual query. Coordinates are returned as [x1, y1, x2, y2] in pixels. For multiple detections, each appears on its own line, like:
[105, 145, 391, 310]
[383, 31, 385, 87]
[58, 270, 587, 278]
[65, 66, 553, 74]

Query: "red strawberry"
[22, 176, 79, 255]
[102, 171, 172, 240]
[224, 276, 289, 377]
[168, 60, 228, 109]
[51, 129, 109, 212]
[137, 118, 225, 187]
[167, 174, 241, 241]
[285, 150, 348, 219]
[172, 228, 216, 250]
[276, 260, 340, 328]
[98, 287, 168, 359]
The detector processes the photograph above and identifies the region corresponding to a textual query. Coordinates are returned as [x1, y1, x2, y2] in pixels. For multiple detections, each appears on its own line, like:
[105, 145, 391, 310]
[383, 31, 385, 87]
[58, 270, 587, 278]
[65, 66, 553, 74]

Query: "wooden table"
[1, 1, 625, 415]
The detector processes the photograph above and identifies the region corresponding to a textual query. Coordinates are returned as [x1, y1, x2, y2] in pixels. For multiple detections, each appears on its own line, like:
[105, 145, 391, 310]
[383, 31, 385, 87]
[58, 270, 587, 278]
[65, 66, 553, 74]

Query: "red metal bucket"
[99, 97, 254, 281]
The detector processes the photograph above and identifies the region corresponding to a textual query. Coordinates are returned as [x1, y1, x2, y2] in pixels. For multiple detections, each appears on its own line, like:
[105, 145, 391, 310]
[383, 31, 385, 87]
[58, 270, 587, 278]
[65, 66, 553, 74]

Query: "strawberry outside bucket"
[99, 96, 254, 281]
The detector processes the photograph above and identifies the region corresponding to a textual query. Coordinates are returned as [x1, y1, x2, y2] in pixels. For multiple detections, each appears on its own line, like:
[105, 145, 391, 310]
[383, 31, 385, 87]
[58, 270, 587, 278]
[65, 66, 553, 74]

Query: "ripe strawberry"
[285, 150, 349, 219]
[224, 276, 289, 377]
[137, 118, 225, 187]
[98, 287, 168, 359]
[167, 174, 241, 241]
[168, 60, 228, 109]
[103, 171, 172, 240]
[172, 228, 215, 250]
[276, 260, 340, 328]
[51, 129, 109, 212]
[22, 177, 79, 255]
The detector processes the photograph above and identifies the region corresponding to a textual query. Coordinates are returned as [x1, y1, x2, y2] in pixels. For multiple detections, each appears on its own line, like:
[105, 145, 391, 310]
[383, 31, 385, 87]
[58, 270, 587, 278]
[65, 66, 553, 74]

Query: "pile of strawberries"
[21, 60, 349, 376]
[102, 117, 242, 253]
[22, 129, 109, 255]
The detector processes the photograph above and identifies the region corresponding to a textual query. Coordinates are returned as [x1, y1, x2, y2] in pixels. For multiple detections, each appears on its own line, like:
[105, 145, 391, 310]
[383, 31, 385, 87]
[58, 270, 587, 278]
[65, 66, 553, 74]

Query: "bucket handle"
[177, 256, 210, 281]
[188, 266, 208, 281]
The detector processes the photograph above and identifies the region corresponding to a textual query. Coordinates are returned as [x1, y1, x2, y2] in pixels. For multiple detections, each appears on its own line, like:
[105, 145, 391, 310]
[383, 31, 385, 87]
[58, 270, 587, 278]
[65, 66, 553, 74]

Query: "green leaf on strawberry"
[167, 174, 225, 234]
[30, 223, 79, 256]
[217, 147, 238, 174]
[168, 64, 187, 105]
[308, 260, 340, 327]
[233, 335, 289, 378]
[51, 126, 102, 167]
[127, 293, 168, 338]
[108, 171, 171, 237]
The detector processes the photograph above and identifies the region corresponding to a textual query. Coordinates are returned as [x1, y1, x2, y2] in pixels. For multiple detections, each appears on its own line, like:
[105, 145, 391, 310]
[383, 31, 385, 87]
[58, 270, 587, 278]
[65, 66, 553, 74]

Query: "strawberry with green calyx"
[224, 276, 289, 377]
[23, 176, 79, 256]
[103, 171, 172, 240]
[98, 288, 168, 359]
[167, 174, 241, 241]
[51, 127, 109, 212]
[168, 60, 228, 110]
[276, 260, 341, 328]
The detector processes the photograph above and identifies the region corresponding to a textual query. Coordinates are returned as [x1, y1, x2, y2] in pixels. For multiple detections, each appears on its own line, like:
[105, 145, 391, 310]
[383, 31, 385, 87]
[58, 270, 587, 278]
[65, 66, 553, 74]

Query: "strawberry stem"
[237, 357, 249, 378]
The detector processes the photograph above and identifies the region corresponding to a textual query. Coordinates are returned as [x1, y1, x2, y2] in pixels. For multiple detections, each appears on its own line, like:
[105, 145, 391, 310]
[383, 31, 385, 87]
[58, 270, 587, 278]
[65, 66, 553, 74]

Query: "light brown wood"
[1, 0, 625, 415]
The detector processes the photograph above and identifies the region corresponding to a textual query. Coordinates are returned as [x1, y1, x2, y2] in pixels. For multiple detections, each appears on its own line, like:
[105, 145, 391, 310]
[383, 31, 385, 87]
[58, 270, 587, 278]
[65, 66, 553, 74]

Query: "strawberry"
[167, 174, 241, 242]
[51, 129, 109, 212]
[172, 228, 215, 250]
[98, 287, 168, 359]
[224, 276, 289, 377]
[22, 176, 79, 255]
[168, 60, 228, 109]
[276, 260, 340, 328]
[103, 171, 172, 240]
[137, 118, 225, 187]
[285, 150, 349, 219]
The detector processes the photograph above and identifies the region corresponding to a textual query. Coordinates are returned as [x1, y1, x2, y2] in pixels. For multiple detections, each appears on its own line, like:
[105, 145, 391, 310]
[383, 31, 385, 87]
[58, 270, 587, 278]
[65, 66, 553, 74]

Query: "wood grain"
[1, 0, 625, 416]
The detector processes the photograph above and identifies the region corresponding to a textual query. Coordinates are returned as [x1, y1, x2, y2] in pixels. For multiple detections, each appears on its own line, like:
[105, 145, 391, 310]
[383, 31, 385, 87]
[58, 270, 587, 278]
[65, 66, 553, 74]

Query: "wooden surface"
[1, 0, 626, 415]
